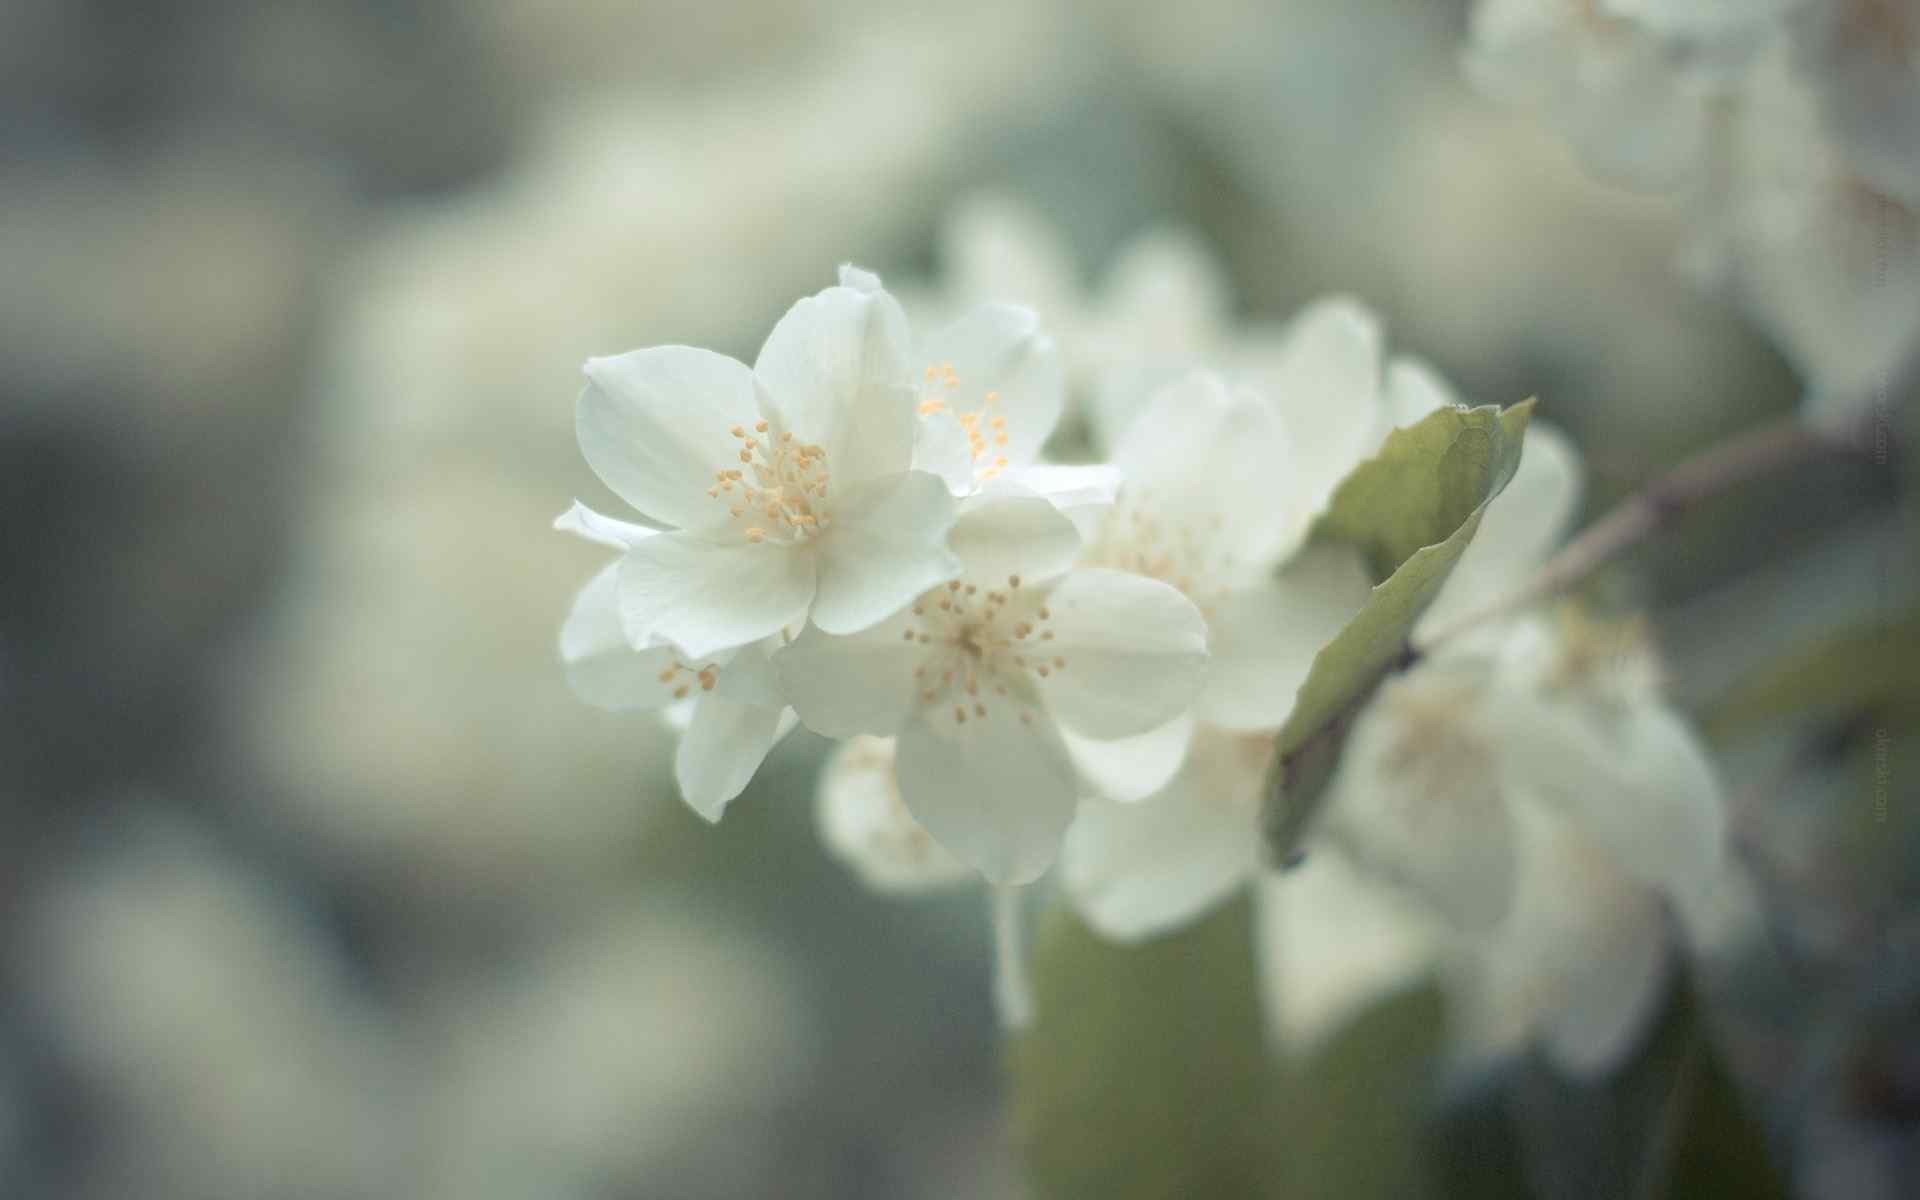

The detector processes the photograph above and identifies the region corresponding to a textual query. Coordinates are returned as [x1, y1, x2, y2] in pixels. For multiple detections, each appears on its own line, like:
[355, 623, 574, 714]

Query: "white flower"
[815, 736, 972, 892]
[923, 193, 1234, 449]
[570, 270, 962, 659]
[1683, 43, 1920, 431]
[1267, 610, 1728, 1075]
[1053, 363, 1401, 941]
[1463, 0, 1723, 189]
[775, 494, 1210, 884]
[556, 503, 795, 821]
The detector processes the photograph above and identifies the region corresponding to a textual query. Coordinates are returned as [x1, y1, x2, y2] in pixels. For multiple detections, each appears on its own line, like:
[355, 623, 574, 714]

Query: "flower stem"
[990, 884, 1035, 1030]
[1418, 415, 1853, 649]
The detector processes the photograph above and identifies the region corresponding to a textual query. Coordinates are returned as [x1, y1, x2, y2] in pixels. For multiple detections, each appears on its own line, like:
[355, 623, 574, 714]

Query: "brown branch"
[1417, 416, 1856, 648]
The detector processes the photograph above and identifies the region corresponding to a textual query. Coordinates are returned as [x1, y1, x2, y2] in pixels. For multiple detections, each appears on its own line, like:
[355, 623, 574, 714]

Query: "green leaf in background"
[1279, 983, 1446, 1200]
[1702, 609, 1920, 738]
[1484, 975, 1789, 1200]
[1008, 897, 1284, 1199]
[1263, 400, 1535, 861]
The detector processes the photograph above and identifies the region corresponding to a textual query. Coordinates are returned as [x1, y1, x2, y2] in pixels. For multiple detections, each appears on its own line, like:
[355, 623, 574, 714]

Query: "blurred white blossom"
[815, 736, 973, 892]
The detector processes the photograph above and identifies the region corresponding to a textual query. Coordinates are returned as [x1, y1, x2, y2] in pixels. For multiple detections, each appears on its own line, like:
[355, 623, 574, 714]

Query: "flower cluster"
[558, 250, 1737, 1067]
[557, 267, 1208, 886]
[1465, 0, 1920, 430]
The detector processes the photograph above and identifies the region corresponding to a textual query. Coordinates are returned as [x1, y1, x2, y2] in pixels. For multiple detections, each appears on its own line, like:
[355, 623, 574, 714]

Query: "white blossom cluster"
[558, 218, 1735, 1071]
[1465, 0, 1920, 430]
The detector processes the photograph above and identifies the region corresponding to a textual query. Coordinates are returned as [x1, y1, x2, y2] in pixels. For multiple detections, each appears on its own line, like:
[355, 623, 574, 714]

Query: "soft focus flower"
[1264, 609, 1729, 1076]
[917, 192, 1235, 448]
[556, 502, 795, 820]
[1683, 42, 1920, 431]
[1058, 368, 1375, 939]
[775, 493, 1209, 884]
[815, 736, 973, 892]
[1462, 0, 1725, 189]
[1055, 320, 1502, 941]
[571, 270, 962, 658]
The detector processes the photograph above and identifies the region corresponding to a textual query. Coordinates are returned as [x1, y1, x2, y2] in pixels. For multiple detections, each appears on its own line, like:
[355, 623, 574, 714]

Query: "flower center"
[897, 575, 1068, 726]
[1082, 490, 1231, 607]
[1378, 681, 1494, 798]
[917, 360, 1013, 483]
[656, 659, 721, 701]
[706, 420, 830, 544]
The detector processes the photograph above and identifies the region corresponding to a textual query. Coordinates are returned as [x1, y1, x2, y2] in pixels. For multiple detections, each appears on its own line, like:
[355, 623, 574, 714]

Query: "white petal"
[1492, 692, 1727, 913]
[810, 471, 960, 635]
[1451, 809, 1672, 1078]
[837, 263, 884, 293]
[617, 531, 814, 659]
[1195, 546, 1374, 731]
[1382, 356, 1462, 430]
[559, 563, 682, 710]
[552, 500, 661, 551]
[1254, 853, 1447, 1058]
[1100, 228, 1232, 354]
[912, 407, 975, 495]
[1018, 462, 1124, 512]
[578, 347, 763, 531]
[943, 192, 1078, 316]
[675, 692, 788, 822]
[1111, 372, 1301, 570]
[815, 736, 972, 892]
[919, 303, 1064, 472]
[894, 704, 1078, 885]
[1246, 296, 1385, 514]
[773, 612, 920, 738]
[1033, 569, 1210, 740]
[1318, 665, 1517, 931]
[1060, 713, 1194, 804]
[753, 283, 915, 490]
[1416, 420, 1583, 637]
[948, 493, 1083, 589]
[1061, 733, 1265, 941]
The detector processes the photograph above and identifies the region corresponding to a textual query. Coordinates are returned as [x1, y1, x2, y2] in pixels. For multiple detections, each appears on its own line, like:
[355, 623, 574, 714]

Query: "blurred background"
[0, 1, 1911, 1197]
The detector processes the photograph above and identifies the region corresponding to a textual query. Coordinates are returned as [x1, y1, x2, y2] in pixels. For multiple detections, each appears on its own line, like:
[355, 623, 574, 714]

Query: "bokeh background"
[1, 1, 1911, 1197]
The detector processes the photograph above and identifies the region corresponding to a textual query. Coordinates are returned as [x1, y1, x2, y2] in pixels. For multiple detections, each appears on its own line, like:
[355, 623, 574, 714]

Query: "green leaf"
[1007, 898, 1285, 1199]
[1280, 984, 1447, 1200]
[1263, 401, 1536, 860]
[1702, 609, 1920, 738]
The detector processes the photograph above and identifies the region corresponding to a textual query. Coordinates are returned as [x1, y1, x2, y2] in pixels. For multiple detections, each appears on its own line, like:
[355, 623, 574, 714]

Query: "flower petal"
[1254, 852, 1447, 1057]
[948, 492, 1083, 589]
[1061, 735, 1264, 941]
[1492, 691, 1726, 912]
[912, 407, 975, 494]
[1019, 463, 1124, 512]
[1060, 713, 1194, 804]
[809, 471, 961, 635]
[1111, 371, 1301, 571]
[1382, 356, 1460, 429]
[773, 612, 920, 737]
[754, 283, 915, 490]
[1035, 568, 1210, 739]
[617, 530, 814, 659]
[1317, 664, 1517, 931]
[1416, 420, 1583, 637]
[919, 303, 1063, 473]
[1195, 545, 1374, 731]
[553, 500, 661, 551]
[1244, 296, 1384, 514]
[1449, 809, 1672, 1078]
[578, 347, 763, 531]
[816, 736, 973, 892]
[894, 704, 1078, 884]
[559, 563, 682, 710]
[676, 691, 788, 822]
